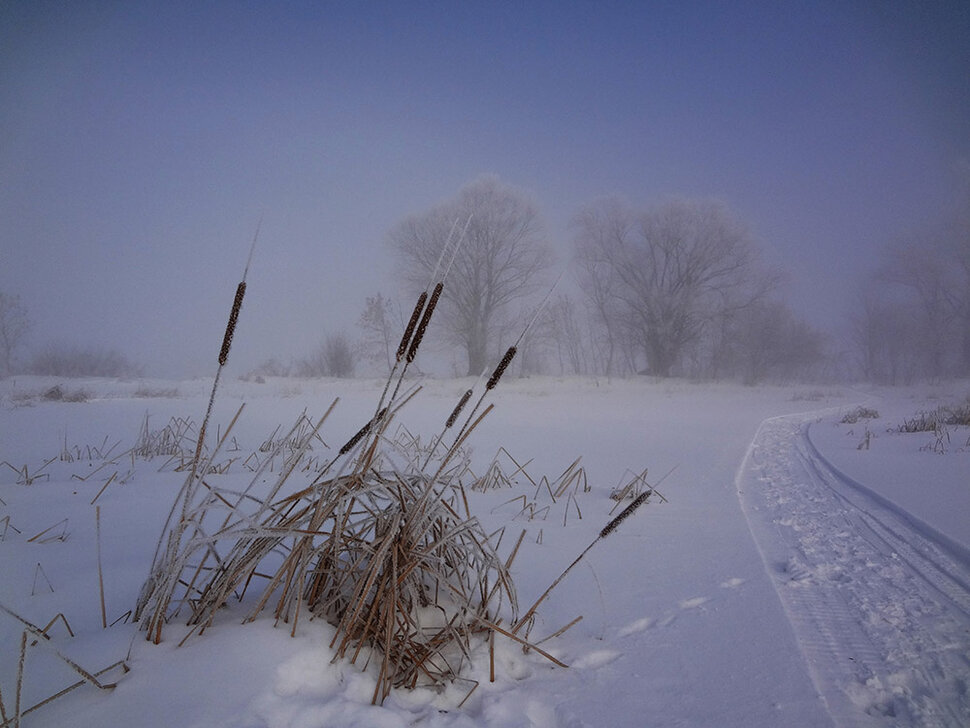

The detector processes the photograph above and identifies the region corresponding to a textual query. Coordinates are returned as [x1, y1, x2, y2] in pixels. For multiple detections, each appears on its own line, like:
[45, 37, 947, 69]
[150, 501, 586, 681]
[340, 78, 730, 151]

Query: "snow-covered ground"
[1, 376, 968, 727]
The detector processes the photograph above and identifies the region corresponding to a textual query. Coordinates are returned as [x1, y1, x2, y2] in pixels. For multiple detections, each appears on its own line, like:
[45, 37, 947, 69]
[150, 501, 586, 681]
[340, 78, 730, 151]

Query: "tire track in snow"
[737, 414, 970, 728]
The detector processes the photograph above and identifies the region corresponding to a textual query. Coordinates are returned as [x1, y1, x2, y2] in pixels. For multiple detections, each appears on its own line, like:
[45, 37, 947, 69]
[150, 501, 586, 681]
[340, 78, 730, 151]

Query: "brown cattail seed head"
[219, 281, 246, 366]
[397, 292, 427, 361]
[486, 346, 517, 390]
[445, 389, 473, 428]
[339, 407, 388, 455]
[599, 490, 651, 539]
[407, 282, 442, 363]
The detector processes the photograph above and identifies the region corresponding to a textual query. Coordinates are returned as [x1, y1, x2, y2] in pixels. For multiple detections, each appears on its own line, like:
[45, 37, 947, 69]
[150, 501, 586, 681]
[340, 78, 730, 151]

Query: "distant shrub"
[42, 384, 89, 403]
[947, 397, 970, 427]
[133, 386, 180, 399]
[240, 358, 291, 382]
[897, 398, 970, 433]
[840, 406, 880, 424]
[296, 333, 355, 378]
[29, 344, 143, 378]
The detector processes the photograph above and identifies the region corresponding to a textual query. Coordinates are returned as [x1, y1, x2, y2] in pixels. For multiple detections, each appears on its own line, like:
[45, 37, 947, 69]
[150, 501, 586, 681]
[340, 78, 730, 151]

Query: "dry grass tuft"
[133, 237, 655, 704]
[134, 263, 535, 702]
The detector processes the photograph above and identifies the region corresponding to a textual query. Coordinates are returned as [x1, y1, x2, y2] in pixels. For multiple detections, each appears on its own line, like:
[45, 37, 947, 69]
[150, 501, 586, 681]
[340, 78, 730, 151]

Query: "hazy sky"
[2, 1, 968, 378]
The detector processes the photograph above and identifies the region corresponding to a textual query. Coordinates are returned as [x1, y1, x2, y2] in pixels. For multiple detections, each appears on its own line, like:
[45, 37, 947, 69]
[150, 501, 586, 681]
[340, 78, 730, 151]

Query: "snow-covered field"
[1, 375, 968, 727]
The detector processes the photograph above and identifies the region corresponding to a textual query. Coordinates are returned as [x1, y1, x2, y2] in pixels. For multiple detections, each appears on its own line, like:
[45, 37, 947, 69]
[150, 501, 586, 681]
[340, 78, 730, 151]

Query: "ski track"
[738, 413, 970, 728]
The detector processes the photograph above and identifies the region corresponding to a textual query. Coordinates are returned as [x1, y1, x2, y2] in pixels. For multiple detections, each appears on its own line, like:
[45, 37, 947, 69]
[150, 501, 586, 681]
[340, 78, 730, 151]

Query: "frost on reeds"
[133, 229, 654, 704]
[135, 225, 516, 701]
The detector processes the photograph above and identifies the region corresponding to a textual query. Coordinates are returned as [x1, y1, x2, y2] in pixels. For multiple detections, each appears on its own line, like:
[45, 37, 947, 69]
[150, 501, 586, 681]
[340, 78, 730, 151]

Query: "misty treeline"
[3, 176, 968, 385]
[370, 176, 824, 383]
[851, 215, 970, 384]
[362, 175, 970, 384]
[0, 291, 142, 379]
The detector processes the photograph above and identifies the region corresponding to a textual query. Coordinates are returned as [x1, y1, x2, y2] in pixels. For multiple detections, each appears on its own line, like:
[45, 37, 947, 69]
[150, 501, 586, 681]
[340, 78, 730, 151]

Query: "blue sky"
[2, 1, 968, 376]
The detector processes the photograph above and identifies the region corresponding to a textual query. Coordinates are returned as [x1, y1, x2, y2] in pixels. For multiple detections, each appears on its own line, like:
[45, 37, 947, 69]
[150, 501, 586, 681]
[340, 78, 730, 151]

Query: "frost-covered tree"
[574, 198, 776, 377]
[390, 176, 554, 376]
[356, 292, 396, 374]
[0, 291, 30, 377]
[298, 333, 355, 378]
[878, 242, 957, 379]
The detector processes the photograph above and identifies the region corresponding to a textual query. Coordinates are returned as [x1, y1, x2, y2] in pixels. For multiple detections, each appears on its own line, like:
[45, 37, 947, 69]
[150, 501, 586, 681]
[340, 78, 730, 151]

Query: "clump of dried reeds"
[133, 227, 649, 704]
[136, 223, 527, 700]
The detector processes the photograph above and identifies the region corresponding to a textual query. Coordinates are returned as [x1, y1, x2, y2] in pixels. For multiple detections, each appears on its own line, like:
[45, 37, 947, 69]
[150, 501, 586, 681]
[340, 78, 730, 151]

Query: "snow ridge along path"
[737, 413, 970, 728]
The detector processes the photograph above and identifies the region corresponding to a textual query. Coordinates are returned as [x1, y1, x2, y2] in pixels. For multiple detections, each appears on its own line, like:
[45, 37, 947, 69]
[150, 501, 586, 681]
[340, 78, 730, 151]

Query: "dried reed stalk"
[0, 662, 127, 728]
[14, 631, 26, 728]
[89, 472, 117, 505]
[96, 506, 106, 629]
[513, 490, 653, 636]
[133, 228, 599, 705]
[26, 519, 68, 544]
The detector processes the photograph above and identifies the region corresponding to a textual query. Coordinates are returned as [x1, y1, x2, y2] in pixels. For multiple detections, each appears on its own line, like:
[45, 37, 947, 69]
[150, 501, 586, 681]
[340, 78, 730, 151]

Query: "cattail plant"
[365, 217, 468, 456]
[136, 222, 259, 642]
[513, 490, 653, 637]
[133, 231, 636, 707]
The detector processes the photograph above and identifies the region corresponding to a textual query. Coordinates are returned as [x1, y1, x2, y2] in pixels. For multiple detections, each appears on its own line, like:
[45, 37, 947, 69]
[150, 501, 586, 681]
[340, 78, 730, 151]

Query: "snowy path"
[738, 413, 970, 727]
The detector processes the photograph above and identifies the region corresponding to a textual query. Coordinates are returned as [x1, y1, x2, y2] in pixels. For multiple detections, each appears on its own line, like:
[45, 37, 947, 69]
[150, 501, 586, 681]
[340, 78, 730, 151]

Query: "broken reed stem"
[96, 506, 107, 629]
[15, 631, 26, 728]
[535, 614, 584, 645]
[27, 519, 67, 544]
[31, 563, 53, 596]
[89, 472, 117, 505]
[1, 661, 127, 728]
[40, 614, 74, 638]
[474, 616, 568, 668]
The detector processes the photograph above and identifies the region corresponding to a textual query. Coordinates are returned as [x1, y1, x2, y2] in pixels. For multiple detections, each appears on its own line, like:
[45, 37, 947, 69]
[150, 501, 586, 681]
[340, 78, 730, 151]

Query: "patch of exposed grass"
[840, 406, 879, 424]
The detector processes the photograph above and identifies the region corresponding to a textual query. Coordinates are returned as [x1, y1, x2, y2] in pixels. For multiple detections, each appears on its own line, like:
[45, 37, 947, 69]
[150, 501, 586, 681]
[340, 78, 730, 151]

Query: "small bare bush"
[29, 344, 142, 378]
[840, 406, 880, 424]
[42, 384, 89, 403]
[297, 333, 355, 378]
[133, 386, 180, 399]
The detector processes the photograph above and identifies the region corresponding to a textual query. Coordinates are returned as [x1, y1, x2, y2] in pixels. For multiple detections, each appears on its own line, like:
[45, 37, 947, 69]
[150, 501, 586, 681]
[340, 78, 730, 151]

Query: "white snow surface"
[1, 376, 968, 727]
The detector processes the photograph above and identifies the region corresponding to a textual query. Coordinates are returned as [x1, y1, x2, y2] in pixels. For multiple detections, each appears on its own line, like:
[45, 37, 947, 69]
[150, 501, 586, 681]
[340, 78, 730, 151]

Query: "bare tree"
[850, 288, 922, 385]
[548, 294, 590, 375]
[947, 196, 970, 374]
[878, 242, 957, 379]
[573, 200, 631, 376]
[355, 292, 396, 374]
[298, 332, 355, 378]
[574, 198, 776, 377]
[0, 291, 30, 377]
[850, 189, 970, 383]
[390, 176, 554, 375]
[728, 300, 827, 384]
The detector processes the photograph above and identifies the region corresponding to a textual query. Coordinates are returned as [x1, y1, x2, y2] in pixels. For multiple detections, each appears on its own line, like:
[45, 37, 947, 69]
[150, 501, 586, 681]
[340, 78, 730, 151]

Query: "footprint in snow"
[572, 649, 622, 670]
[679, 596, 710, 610]
[617, 616, 654, 637]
